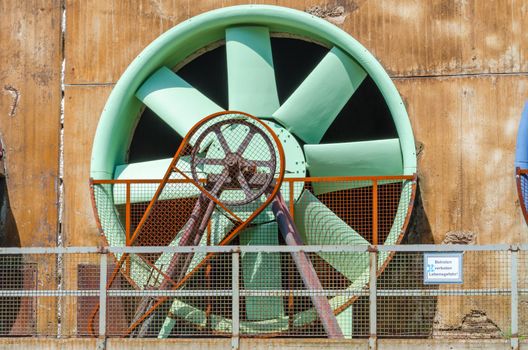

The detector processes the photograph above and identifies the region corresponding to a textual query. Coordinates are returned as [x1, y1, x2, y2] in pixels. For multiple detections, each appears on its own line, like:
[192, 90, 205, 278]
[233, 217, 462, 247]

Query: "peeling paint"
[305, 5, 353, 25]
[442, 231, 476, 244]
[3, 85, 19, 117]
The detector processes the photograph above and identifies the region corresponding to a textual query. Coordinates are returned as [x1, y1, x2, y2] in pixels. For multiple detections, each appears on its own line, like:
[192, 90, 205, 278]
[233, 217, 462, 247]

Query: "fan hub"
[225, 153, 239, 168]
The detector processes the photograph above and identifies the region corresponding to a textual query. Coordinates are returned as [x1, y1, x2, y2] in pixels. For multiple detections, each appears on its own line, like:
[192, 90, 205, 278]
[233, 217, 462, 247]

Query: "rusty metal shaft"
[131, 193, 217, 337]
[271, 192, 344, 338]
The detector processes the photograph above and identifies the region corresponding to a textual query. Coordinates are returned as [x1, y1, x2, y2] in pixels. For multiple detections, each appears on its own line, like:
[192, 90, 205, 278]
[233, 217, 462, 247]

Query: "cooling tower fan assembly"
[88, 5, 417, 338]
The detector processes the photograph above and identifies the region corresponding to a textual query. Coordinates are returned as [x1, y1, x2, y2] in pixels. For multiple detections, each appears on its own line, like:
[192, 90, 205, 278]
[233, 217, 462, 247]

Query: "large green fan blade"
[113, 156, 202, 204]
[226, 26, 279, 117]
[294, 190, 369, 282]
[304, 138, 403, 195]
[239, 222, 284, 321]
[136, 66, 224, 137]
[272, 47, 366, 144]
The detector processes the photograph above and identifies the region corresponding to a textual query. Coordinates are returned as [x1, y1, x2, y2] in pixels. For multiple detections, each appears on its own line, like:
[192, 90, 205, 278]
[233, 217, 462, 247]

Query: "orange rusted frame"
[125, 183, 131, 275]
[125, 182, 131, 245]
[89, 174, 417, 336]
[516, 167, 528, 225]
[119, 111, 286, 337]
[92, 174, 415, 185]
[333, 175, 418, 316]
[372, 179, 378, 245]
[137, 254, 180, 288]
[282, 174, 415, 183]
[172, 165, 243, 223]
[92, 178, 207, 184]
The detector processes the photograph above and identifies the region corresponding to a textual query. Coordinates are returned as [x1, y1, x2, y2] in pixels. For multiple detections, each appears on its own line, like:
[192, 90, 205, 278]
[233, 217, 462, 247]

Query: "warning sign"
[423, 253, 463, 284]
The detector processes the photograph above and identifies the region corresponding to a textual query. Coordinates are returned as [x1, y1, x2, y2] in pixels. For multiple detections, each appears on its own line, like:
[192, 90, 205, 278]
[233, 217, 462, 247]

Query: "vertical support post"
[125, 182, 131, 275]
[287, 179, 295, 331]
[99, 253, 108, 340]
[98, 252, 108, 349]
[232, 250, 240, 350]
[372, 180, 378, 245]
[289, 179, 295, 216]
[511, 246, 519, 350]
[369, 248, 377, 350]
[125, 182, 131, 243]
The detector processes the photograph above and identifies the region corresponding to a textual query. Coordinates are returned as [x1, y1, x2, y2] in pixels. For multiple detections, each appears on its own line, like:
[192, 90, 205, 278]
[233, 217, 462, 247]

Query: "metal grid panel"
[375, 251, 510, 338]
[92, 176, 414, 249]
[100, 251, 234, 338]
[91, 175, 415, 338]
[236, 251, 370, 338]
[0, 255, 38, 336]
[519, 250, 528, 338]
[0, 245, 522, 341]
[0, 253, 57, 336]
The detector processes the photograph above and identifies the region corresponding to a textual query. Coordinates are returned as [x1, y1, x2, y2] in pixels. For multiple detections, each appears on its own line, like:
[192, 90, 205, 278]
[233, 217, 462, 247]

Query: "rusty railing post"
[372, 179, 378, 245]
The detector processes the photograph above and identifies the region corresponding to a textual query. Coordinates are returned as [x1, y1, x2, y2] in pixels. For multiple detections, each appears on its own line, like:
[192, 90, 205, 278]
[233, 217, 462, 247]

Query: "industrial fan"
[88, 5, 417, 338]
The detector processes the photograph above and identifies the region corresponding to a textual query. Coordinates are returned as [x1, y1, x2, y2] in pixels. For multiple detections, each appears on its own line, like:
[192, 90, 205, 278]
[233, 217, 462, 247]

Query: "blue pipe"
[515, 101, 528, 169]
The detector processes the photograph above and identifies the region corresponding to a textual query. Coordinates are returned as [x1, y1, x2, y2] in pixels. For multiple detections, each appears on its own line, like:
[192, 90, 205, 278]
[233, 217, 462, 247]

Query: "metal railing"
[0, 244, 525, 349]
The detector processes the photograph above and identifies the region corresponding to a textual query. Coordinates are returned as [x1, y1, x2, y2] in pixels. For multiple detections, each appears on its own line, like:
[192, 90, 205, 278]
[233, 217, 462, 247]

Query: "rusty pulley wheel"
[190, 115, 278, 206]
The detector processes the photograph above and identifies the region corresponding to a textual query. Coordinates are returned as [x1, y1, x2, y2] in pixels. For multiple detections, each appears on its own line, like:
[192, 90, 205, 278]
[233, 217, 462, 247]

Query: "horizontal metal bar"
[104, 244, 517, 253]
[0, 288, 516, 298]
[376, 244, 512, 252]
[0, 244, 519, 255]
[102, 289, 371, 297]
[0, 290, 100, 297]
[103, 288, 519, 297]
[377, 289, 512, 296]
[108, 245, 370, 254]
[0, 289, 516, 297]
[282, 175, 415, 182]
[0, 246, 100, 254]
[92, 175, 416, 185]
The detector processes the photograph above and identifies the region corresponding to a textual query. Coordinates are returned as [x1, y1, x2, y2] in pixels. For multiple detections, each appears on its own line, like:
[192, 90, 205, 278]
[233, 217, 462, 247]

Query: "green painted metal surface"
[113, 157, 204, 205]
[136, 66, 224, 138]
[304, 138, 403, 195]
[91, 5, 416, 181]
[226, 26, 279, 117]
[240, 222, 284, 321]
[273, 47, 366, 144]
[294, 190, 369, 281]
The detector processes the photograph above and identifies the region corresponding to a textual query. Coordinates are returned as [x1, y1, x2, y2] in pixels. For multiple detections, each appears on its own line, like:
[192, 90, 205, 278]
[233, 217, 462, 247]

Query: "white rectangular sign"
[423, 253, 463, 284]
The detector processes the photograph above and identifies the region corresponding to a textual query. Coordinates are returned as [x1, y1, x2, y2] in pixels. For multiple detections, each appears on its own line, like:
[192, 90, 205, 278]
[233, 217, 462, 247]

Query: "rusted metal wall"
[2, 0, 528, 337]
[0, 0, 62, 334]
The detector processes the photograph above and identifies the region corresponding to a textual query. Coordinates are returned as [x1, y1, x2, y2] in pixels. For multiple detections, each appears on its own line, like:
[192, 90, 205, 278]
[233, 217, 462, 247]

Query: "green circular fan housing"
[90, 5, 417, 337]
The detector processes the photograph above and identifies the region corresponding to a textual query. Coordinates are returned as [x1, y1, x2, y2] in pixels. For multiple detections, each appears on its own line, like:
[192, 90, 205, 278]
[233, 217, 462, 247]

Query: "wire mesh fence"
[0, 176, 523, 343]
[0, 244, 524, 343]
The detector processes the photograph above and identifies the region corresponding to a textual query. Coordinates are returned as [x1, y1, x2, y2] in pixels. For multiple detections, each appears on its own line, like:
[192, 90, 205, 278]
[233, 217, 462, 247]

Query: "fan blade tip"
[226, 26, 279, 115]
